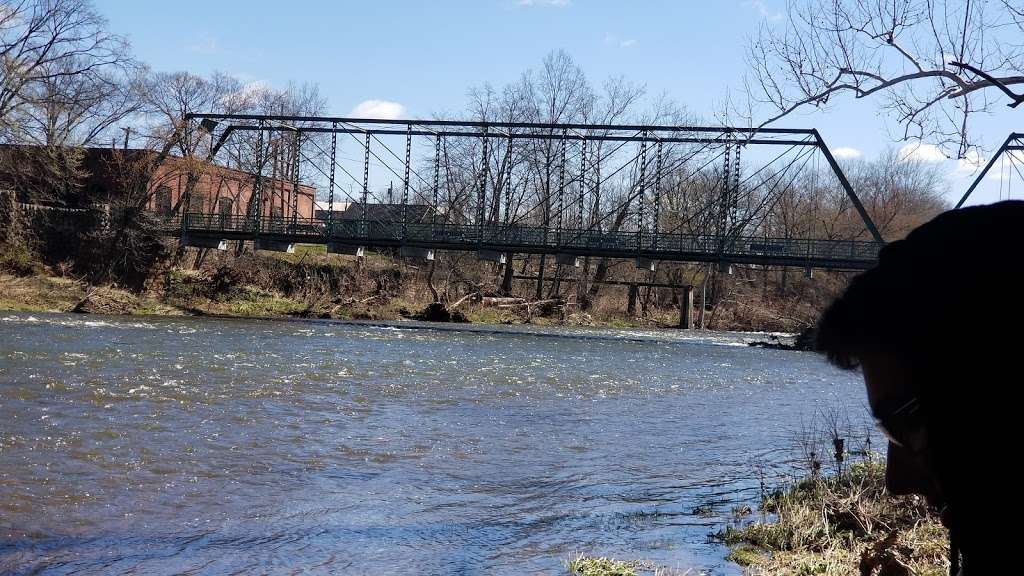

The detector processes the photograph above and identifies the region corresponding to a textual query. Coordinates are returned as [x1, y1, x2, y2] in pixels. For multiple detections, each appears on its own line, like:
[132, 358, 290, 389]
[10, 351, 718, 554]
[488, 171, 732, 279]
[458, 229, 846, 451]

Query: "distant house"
[0, 144, 317, 220]
[336, 202, 435, 223]
[313, 200, 351, 220]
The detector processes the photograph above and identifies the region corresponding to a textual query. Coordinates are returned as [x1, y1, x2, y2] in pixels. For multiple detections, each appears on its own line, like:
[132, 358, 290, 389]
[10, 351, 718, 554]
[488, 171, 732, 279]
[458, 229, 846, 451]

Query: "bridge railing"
[181, 213, 881, 263]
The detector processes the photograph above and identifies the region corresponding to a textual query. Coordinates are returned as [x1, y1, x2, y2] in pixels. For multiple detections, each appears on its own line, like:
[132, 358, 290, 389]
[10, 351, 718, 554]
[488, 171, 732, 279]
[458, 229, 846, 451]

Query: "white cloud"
[744, 0, 782, 21]
[349, 99, 407, 120]
[220, 80, 272, 107]
[186, 35, 219, 55]
[955, 148, 986, 175]
[518, 0, 570, 6]
[832, 147, 862, 160]
[897, 142, 947, 163]
[604, 34, 638, 48]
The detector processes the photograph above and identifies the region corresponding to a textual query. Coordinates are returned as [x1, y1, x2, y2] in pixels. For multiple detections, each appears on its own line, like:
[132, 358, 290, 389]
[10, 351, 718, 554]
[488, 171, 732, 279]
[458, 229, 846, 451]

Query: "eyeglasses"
[874, 397, 928, 453]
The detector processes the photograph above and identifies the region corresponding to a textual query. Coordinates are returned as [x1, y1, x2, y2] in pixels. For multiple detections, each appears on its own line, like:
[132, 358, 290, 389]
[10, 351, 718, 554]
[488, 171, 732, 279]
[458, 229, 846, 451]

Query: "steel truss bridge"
[175, 113, 887, 271]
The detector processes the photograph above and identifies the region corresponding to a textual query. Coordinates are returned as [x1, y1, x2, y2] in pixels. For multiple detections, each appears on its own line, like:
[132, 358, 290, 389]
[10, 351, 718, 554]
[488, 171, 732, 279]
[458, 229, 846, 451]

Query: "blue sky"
[95, 0, 1020, 205]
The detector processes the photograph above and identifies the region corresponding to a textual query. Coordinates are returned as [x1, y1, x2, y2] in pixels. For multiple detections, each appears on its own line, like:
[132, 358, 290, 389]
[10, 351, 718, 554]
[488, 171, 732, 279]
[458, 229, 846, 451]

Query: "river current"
[0, 312, 867, 575]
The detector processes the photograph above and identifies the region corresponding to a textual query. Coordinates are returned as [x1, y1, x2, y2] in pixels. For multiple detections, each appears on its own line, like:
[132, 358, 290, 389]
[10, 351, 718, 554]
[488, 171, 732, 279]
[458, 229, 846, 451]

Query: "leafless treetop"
[746, 0, 1024, 156]
[1, 0, 134, 143]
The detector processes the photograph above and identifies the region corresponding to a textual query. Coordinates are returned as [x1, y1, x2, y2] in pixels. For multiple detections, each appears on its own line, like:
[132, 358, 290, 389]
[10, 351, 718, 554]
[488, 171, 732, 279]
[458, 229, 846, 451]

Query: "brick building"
[0, 145, 316, 220]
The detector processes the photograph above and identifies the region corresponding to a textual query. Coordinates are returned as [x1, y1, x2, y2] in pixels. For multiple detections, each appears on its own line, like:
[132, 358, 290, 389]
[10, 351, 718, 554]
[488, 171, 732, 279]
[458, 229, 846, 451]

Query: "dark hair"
[816, 200, 1024, 370]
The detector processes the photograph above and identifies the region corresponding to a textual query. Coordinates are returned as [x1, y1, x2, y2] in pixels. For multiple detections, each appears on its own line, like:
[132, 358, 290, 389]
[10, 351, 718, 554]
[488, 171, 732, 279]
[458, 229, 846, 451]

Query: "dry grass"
[2, 243, 852, 333]
[722, 459, 949, 575]
[0, 274, 86, 312]
[567, 556, 639, 576]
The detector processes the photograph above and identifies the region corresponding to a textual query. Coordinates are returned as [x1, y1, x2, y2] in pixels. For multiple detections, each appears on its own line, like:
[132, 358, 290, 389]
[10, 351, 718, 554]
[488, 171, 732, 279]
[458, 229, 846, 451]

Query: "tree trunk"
[627, 283, 638, 316]
[535, 254, 546, 299]
[586, 257, 612, 301]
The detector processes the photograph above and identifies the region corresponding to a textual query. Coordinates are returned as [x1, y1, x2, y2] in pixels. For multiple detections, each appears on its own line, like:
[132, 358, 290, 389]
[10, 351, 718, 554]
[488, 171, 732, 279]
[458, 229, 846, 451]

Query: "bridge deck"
[176, 213, 881, 270]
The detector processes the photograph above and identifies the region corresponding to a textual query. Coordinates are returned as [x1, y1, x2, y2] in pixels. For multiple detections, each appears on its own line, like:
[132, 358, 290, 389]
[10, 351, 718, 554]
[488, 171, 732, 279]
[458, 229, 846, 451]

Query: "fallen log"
[496, 298, 562, 309]
[482, 297, 527, 306]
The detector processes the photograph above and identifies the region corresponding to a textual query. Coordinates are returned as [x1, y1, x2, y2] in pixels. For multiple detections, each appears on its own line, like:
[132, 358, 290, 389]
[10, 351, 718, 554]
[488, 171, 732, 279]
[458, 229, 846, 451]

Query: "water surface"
[0, 312, 867, 574]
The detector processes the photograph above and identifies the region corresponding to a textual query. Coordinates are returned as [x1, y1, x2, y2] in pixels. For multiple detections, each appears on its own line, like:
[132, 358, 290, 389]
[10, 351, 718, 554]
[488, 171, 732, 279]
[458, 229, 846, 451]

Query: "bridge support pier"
[477, 249, 506, 264]
[255, 239, 295, 254]
[182, 235, 228, 251]
[627, 283, 638, 317]
[678, 284, 694, 329]
[400, 246, 435, 261]
[635, 257, 656, 271]
[327, 242, 365, 258]
[555, 253, 581, 267]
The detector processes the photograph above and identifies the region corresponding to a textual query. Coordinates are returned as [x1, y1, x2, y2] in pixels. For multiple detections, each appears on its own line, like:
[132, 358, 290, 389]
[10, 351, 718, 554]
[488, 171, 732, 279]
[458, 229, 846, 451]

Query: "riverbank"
[3, 238, 828, 332]
[0, 270, 688, 329]
[721, 459, 949, 575]
[2, 218, 846, 332]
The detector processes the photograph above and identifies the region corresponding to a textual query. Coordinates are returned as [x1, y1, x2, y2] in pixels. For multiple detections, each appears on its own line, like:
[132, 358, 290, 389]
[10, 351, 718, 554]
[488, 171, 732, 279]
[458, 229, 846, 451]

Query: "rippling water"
[0, 312, 866, 575]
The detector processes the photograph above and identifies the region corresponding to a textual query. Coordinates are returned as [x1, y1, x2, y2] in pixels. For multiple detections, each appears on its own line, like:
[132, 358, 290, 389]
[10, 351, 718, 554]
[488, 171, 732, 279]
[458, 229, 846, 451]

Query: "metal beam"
[184, 112, 817, 136]
[813, 129, 885, 244]
[955, 133, 1023, 208]
[213, 124, 815, 147]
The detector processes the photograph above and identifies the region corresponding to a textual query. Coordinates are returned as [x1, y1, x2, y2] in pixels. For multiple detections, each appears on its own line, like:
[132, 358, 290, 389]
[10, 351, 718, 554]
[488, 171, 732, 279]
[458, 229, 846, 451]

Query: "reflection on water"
[0, 312, 865, 574]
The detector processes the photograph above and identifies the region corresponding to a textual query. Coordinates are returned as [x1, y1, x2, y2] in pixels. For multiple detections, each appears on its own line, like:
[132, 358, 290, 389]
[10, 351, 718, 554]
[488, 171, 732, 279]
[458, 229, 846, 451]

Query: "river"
[0, 312, 867, 575]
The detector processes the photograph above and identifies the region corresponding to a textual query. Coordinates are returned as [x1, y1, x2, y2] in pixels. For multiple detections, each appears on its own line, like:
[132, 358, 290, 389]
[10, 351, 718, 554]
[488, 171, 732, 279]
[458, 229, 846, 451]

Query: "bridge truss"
[956, 132, 1024, 208]
[175, 113, 885, 270]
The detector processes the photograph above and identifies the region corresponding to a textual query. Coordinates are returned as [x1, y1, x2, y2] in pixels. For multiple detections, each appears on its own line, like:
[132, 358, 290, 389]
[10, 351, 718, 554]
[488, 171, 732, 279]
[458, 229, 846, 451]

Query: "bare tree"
[8, 52, 142, 146]
[1, 0, 131, 139]
[746, 0, 1024, 156]
[140, 71, 242, 156]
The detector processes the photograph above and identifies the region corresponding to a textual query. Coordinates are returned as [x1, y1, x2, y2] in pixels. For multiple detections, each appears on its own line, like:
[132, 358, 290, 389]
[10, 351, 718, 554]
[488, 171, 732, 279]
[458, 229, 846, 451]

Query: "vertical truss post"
[361, 131, 370, 238]
[402, 123, 412, 241]
[178, 116, 192, 236]
[253, 120, 265, 235]
[478, 126, 489, 243]
[327, 124, 337, 238]
[557, 128, 567, 246]
[718, 135, 733, 258]
[504, 132, 514, 226]
[730, 141, 742, 240]
[578, 137, 587, 232]
[593, 142, 602, 230]
[291, 130, 301, 227]
[636, 134, 648, 252]
[433, 133, 441, 227]
[653, 140, 663, 248]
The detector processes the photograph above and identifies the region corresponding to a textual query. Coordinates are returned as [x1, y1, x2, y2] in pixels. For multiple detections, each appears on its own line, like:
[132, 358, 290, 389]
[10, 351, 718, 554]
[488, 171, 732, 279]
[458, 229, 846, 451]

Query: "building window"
[218, 197, 233, 216]
[155, 186, 172, 215]
[188, 193, 206, 213]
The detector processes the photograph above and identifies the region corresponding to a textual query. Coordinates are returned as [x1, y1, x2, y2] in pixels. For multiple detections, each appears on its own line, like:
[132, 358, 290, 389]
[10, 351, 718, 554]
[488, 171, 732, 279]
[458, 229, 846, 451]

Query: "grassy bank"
[2, 242, 811, 330]
[721, 458, 949, 575]
[0, 265, 689, 331]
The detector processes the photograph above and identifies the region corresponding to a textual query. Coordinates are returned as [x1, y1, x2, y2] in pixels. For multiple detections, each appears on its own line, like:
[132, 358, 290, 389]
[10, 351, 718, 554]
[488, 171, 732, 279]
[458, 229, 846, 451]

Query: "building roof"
[336, 202, 435, 223]
[314, 200, 351, 213]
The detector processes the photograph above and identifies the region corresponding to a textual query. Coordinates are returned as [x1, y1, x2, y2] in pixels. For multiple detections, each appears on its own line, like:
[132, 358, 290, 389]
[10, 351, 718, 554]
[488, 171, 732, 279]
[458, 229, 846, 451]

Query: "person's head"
[816, 200, 1024, 572]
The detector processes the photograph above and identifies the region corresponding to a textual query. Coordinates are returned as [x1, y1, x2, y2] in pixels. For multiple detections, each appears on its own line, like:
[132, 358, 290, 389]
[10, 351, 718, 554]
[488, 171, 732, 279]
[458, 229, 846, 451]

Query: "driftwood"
[449, 291, 480, 309]
[496, 298, 562, 309]
[482, 296, 526, 306]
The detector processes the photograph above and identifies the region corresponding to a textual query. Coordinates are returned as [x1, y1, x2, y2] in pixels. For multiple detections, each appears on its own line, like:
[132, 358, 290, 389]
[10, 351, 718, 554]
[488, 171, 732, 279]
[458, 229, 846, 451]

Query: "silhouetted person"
[816, 200, 1024, 576]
